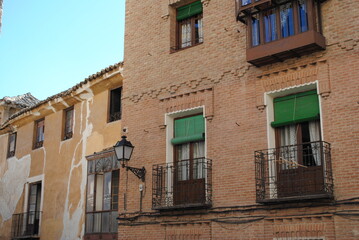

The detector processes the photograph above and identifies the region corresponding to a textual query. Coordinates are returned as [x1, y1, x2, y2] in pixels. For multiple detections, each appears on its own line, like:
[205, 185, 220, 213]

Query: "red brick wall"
[119, 0, 359, 239]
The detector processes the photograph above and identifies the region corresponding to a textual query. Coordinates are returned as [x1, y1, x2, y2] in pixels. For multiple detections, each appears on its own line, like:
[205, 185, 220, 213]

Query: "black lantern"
[113, 136, 146, 182]
[114, 136, 134, 167]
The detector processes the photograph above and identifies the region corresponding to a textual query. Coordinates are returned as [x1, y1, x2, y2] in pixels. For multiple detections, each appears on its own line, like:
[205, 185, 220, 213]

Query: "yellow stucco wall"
[0, 70, 123, 240]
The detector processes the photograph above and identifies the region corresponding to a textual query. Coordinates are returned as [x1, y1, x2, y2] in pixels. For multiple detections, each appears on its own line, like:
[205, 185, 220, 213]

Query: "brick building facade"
[119, 0, 359, 239]
[0, 0, 358, 239]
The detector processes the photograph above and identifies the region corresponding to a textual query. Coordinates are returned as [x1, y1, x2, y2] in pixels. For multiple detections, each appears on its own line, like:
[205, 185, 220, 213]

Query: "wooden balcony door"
[276, 121, 324, 198]
[174, 141, 205, 206]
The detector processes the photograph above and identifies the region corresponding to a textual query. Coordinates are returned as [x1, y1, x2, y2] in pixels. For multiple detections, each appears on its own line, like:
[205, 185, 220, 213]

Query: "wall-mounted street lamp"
[113, 136, 146, 182]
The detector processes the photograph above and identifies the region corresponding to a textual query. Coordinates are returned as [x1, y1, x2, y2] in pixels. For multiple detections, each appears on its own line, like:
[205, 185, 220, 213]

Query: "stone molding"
[160, 88, 214, 120]
[255, 60, 331, 110]
[127, 66, 250, 104]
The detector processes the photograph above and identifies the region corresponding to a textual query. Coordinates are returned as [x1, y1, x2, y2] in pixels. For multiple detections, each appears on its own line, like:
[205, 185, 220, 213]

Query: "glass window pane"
[102, 212, 110, 233]
[252, 14, 260, 46]
[93, 212, 101, 233]
[264, 9, 277, 43]
[111, 170, 119, 210]
[9, 134, 16, 152]
[86, 175, 95, 211]
[95, 174, 104, 211]
[298, 0, 308, 32]
[193, 141, 205, 179]
[181, 21, 192, 48]
[242, 0, 251, 6]
[177, 144, 190, 181]
[111, 211, 118, 233]
[280, 2, 294, 38]
[195, 17, 203, 44]
[103, 172, 112, 211]
[85, 213, 94, 233]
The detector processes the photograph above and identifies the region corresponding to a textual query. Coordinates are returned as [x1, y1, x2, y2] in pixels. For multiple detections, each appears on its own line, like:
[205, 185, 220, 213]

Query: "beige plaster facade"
[0, 63, 123, 240]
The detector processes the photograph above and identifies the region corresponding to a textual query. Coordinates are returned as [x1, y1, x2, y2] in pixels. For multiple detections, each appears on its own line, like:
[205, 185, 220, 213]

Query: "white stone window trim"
[263, 81, 324, 199]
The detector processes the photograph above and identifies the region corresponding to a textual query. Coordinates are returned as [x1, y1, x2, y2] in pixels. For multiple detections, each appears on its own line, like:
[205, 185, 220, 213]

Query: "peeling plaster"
[79, 89, 94, 100]
[0, 155, 31, 222]
[61, 97, 93, 240]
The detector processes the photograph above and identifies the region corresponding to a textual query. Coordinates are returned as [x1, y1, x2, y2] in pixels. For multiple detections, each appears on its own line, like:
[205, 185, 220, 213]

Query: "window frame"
[107, 87, 122, 123]
[176, 12, 203, 50]
[7, 132, 17, 158]
[247, 0, 319, 48]
[85, 153, 120, 236]
[171, 0, 204, 52]
[62, 106, 74, 141]
[33, 118, 45, 149]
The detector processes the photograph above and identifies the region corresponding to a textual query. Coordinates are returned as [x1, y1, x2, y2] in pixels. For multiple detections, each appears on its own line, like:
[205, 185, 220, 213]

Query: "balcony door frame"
[165, 106, 207, 206]
[23, 175, 44, 236]
[264, 81, 323, 199]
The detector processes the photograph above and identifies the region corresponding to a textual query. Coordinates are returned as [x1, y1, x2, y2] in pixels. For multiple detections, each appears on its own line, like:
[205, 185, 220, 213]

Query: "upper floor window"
[63, 107, 74, 140]
[108, 87, 122, 122]
[7, 132, 17, 158]
[236, 0, 326, 66]
[176, 1, 203, 50]
[33, 119, 45, 149]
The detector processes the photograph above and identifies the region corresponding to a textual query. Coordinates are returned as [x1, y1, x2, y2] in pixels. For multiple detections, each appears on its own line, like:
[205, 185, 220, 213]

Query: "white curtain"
[181, 22, 191, 48]
[193, 141, 205, 179]
[177, 143, 190, 180]
[197, 18, 203, 43]
[280, 124, 297, 169]
[309, 121, 321, 166]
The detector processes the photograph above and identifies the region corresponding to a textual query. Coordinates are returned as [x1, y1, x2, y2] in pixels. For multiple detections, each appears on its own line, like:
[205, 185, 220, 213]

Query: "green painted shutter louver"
[271, 90, 320, 128]
[176, 1, 203, 21]
[171, 115, 205, 145]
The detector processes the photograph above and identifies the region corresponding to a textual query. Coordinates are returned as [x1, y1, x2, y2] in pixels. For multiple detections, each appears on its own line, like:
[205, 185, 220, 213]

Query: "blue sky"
[0, 0, 125, 100]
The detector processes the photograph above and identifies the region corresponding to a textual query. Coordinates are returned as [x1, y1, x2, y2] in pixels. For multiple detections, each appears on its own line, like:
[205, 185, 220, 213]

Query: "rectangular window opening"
[108, 87, 122, 122]
[7, 132, 17, 158]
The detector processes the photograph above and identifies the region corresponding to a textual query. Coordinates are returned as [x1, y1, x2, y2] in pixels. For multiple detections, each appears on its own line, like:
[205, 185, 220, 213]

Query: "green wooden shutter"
[171, 115, 205, 145]
[177, 1, 203, 21]
[271, 90, 320, 127]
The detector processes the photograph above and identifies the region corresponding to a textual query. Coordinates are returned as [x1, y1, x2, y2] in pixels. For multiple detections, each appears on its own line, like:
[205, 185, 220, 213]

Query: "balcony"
[11, 211, 41, 239]
[152, 158, 212, 210]
[236, 0, 326, 66]
[255, 141, 333, 203]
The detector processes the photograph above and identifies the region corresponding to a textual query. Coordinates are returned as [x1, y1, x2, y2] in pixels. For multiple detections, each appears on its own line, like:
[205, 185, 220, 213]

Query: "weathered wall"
[0, 74, 122, 240]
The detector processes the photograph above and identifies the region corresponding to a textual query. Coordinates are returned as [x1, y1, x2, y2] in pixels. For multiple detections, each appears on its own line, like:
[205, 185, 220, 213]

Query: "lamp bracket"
[125, 166, 146, 182]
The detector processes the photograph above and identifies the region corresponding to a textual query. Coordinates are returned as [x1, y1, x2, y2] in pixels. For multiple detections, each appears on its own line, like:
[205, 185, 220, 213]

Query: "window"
[108, 87, 122, 122]
[153, 113, 212, 209]
[236, 0, 326, 66]
[255, 89, 333, 202]
[33, 119, 44, 149]
[85, 154, 120, 236]
[175, 1, 203, 50]
[63, 107, 74, 140]
[273, 90, 325, 198]
[11, 181, 42, 238]
[26, 182, 42, 236]
[7, 132, 16, 158]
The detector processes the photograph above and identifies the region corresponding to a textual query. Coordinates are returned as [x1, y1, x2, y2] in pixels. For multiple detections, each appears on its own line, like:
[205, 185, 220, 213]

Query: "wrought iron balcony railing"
[152, 158, 212, 210]
[255, 141, 333, 202]
[11, 211, 41, 239]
